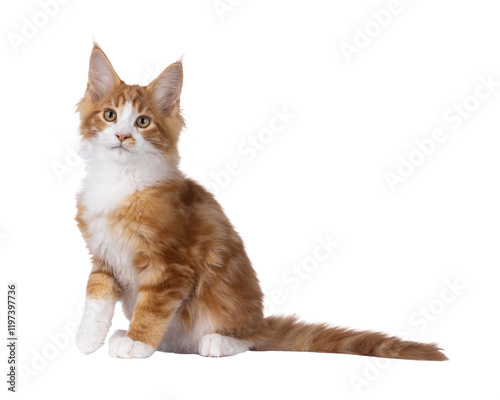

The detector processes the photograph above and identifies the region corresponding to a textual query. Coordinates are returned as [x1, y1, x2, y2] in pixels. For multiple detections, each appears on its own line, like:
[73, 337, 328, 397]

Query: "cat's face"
[77, 45, 184, 164]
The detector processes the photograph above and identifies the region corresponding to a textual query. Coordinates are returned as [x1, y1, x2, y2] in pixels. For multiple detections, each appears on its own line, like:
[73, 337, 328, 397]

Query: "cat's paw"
[76, 319, 111, 355]
[198, 333, 251, 357]
[108, 330, 155, 359]
[76, 298, 115, 355]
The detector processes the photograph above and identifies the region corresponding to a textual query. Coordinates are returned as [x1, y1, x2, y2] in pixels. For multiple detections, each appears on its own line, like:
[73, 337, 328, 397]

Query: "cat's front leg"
[76, 260, 122, 354]
[108, 261, 193, 359]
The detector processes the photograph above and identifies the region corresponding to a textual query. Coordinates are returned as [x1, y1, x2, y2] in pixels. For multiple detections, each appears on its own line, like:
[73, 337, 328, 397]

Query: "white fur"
[79, 101, 189, 357]
[79, 101, 179, 292]
[83, 210, 140, 314]
[108, 330, 155, 359]
[76, 297, 116, 354]
[80, 101, 178, 215]
[198, 333, 252, 357]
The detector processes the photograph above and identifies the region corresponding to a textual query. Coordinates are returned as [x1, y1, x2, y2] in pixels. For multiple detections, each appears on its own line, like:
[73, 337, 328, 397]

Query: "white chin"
[109, 147, 132, 161]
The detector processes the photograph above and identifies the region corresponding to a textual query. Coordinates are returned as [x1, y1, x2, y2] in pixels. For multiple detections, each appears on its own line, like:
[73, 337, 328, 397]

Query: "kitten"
[75, 44, 447, 360]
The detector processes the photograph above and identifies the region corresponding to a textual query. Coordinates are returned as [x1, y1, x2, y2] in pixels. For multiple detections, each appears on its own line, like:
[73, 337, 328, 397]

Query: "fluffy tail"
[251, 315, 447, 361]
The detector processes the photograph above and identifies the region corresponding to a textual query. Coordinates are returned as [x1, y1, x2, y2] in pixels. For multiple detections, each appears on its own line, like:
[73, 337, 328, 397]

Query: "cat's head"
[77, 44, 184, 165]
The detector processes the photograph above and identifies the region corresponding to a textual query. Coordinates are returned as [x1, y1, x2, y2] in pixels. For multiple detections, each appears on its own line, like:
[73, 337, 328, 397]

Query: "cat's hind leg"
[198, 333, 253, 357]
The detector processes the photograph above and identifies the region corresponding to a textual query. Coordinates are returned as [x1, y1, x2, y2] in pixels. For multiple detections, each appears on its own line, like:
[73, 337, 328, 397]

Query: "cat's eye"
[136, 116, 150, 128]
[103, 109, 117, 122]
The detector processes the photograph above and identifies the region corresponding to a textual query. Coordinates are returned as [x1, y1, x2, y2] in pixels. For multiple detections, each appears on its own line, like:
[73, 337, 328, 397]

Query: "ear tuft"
[148, 62, 183, 115]
[86, 44, 121, 101]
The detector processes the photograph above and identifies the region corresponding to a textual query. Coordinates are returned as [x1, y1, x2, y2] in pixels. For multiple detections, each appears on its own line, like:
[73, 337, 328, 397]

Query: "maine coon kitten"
[75, 44, 447, 360]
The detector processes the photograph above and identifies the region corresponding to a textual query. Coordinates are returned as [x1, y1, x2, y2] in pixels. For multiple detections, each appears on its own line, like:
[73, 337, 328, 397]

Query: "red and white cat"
[75, 44, 447, 360]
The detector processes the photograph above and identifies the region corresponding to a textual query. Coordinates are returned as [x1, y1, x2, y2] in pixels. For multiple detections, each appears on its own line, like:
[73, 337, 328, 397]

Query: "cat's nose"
[115, 133, 131, 143]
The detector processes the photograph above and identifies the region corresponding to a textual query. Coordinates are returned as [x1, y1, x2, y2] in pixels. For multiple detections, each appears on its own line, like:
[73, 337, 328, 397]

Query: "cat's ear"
[86, 44, 121, 101]
[147, 62, 183, 115]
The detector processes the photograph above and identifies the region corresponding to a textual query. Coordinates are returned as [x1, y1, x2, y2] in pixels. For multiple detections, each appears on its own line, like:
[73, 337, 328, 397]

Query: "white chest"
[80, 157, 148, 287]
[80, 146, 177, 215]
[84, 212, 137, 290]
[79, 151, 177, 294]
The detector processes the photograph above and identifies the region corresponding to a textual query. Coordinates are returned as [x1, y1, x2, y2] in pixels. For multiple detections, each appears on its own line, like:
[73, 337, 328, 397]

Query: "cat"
[75, 43, 447, 360]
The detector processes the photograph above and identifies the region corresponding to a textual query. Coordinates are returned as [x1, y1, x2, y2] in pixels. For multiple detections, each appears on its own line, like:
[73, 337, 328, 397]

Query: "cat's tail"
[251, 315, 447, 361]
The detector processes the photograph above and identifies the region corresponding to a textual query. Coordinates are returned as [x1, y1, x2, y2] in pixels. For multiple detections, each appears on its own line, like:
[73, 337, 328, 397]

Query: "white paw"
[108, 330, 155, 359]
[76, 298, 115, 355]
[76, 319, 111, 355]
[198, 333, 251, 357]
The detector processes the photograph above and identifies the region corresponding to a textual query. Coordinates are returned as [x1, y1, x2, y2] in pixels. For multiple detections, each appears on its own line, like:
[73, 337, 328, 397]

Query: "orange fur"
[251, 316, 447, 361]
[76, 44, 447, 360]
[86, 269, 122, 301]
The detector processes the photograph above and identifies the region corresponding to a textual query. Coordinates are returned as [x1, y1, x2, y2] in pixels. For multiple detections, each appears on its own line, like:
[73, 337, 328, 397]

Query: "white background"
[1, 0, 499, 399]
